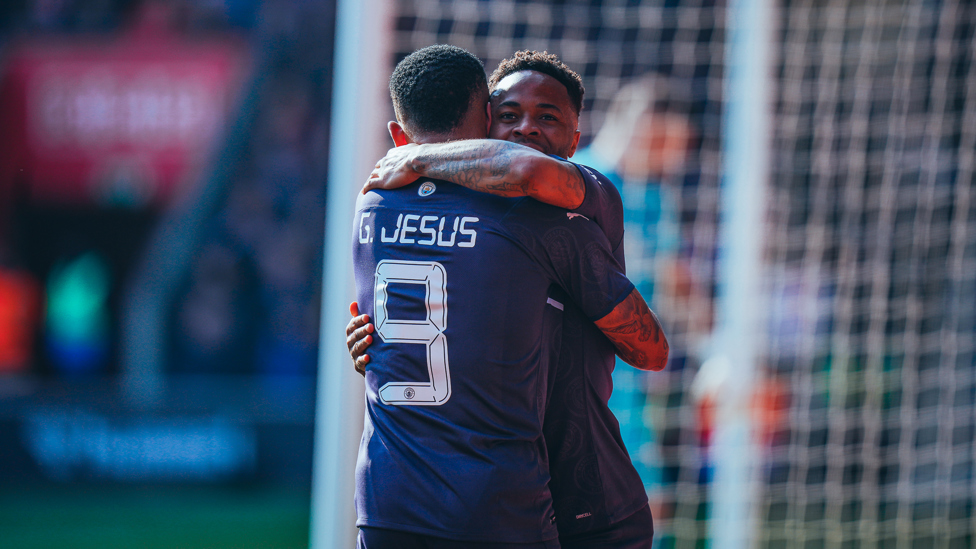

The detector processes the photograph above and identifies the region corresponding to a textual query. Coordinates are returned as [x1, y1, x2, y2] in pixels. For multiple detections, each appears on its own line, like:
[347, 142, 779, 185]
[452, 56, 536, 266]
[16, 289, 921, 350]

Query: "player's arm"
[346, 301, 373, 376]
[595, 289, 669, 371]
[530, 205, 666, 371]
[363, 140, 586, 209]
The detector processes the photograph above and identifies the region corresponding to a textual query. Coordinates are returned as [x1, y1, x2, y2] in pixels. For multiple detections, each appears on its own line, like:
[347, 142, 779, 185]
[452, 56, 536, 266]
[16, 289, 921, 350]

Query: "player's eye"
[498, 112, 518, 120]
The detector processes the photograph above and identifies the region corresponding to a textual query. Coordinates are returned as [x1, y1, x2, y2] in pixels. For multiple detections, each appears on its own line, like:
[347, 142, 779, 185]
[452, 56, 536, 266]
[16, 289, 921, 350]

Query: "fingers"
[347, 301, 372, 376]
[347, 320, 374, 376]
[346, 313, 370, 337]
[350, 331, 373, 359]
[354, 354, 370, 376]
[363, 172, 379, 194]
[363, 159, 385, 194]
[349, 327, 373, 377]
[363, 175, 383, 194]
[347, 318, 373, 345]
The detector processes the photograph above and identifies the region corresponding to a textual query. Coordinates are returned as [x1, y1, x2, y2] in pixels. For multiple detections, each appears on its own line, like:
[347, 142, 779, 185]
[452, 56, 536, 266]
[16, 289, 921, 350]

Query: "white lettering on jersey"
[358, 212, 372, 243]
[437, 217, 458, 246]
[457, 217, 478, 247]
[381, 214, 402, 242]
[399, 214, 420, 244]
[418, 216, 438, 245]
[360, 212, 479, 248]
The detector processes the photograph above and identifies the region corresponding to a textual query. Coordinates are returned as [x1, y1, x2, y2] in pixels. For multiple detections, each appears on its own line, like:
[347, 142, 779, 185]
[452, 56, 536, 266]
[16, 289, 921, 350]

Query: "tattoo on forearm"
[616, 346, 648, 368]
[602, 292, 668, 370]
[603, 293, 660, 341]
[553, 166, 586, 208]
[415, 142, 528, 195]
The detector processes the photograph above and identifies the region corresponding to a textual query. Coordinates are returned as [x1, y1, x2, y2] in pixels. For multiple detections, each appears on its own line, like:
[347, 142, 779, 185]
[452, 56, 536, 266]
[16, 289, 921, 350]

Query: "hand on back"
[363, 144, 423, 194]
[346, 301, 374, 376]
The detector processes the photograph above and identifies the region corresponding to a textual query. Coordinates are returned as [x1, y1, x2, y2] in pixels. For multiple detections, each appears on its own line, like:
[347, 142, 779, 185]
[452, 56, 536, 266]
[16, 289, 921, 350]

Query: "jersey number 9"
[373, 260, 451, 405]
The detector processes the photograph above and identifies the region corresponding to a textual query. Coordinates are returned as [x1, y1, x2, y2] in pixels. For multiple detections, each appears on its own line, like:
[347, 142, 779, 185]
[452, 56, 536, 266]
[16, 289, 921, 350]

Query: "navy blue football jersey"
[352, 178, 633, 543]
[543, 162, 650, 536]
[571, 162, 626, 267]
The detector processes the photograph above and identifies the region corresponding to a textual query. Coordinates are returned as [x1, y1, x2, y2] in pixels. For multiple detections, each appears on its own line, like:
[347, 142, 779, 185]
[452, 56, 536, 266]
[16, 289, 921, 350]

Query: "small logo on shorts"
[575, 512, 592, 520]
[404, 387, 416, 399]
[418, 181, 436, 197]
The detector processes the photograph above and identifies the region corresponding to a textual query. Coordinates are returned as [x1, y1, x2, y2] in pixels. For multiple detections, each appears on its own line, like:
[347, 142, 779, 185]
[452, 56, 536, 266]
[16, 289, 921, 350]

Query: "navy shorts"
[558, 504, 654, 549]
[358, 527, 561, 549]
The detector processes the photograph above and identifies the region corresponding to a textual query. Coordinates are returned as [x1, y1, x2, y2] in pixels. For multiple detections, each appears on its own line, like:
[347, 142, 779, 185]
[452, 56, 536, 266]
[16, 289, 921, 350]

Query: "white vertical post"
[709, 0, 772, 547]
[310, 0, 393, 547]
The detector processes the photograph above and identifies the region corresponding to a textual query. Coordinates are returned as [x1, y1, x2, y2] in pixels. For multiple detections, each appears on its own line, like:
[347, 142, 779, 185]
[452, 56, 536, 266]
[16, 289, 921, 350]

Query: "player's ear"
[567, 129, 581, 158]
[388, 121, 412, 147]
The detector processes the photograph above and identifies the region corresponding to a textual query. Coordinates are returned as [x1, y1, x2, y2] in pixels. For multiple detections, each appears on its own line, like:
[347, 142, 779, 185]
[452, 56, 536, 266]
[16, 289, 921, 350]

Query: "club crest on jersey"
[418, 181, 436, 197]
[403, 387, 416, 399]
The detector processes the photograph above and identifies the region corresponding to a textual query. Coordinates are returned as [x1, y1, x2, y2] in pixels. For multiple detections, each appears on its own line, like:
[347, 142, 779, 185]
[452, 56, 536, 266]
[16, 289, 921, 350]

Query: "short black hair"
[390, 45, 488, 135]
[489, 51, 585, 115]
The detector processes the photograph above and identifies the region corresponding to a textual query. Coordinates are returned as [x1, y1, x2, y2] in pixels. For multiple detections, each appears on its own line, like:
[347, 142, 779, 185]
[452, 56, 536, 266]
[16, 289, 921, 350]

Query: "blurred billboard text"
[0, 25, 247, 208]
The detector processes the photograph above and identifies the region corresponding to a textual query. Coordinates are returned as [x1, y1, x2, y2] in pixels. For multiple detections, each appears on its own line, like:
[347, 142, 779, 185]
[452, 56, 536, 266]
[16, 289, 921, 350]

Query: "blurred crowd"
[0, 0, 334, 378]
[172, 67, 329, 376]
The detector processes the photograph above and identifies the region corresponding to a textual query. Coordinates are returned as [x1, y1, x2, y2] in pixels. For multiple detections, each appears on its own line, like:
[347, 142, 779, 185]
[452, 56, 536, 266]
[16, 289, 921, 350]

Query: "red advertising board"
[0, 26, 249, 208]
[0, 268, 40, 373]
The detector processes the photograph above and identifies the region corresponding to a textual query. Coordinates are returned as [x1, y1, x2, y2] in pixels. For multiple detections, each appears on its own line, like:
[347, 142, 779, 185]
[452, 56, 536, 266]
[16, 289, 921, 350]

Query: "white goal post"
[310, 0, 394, 547]
[708, 0, 772, 547]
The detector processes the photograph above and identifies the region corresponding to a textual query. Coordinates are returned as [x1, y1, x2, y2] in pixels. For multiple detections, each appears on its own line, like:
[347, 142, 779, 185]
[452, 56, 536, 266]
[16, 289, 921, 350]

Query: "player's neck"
[413, 126, 485, 144]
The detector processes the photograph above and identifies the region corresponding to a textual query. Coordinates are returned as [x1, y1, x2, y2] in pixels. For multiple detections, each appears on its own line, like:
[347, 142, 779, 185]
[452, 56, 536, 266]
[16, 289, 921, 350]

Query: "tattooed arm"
[363, 140, 586, 209]
[594, 288, 669, 371]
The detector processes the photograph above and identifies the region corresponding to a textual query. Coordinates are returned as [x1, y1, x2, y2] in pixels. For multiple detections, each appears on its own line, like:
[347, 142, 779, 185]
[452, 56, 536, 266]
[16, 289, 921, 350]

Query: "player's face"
[489, 71, 581, 159]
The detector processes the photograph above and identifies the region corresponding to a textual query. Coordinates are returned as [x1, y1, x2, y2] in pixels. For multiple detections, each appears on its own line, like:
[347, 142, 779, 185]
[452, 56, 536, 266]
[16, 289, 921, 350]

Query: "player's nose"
[512, 117, 540, 136]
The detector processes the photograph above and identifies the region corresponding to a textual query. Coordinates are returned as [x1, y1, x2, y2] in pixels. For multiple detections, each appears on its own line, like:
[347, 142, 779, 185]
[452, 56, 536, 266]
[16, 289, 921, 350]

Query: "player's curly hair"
[390, 45, 488, 135]
[488, 51, 585, 115]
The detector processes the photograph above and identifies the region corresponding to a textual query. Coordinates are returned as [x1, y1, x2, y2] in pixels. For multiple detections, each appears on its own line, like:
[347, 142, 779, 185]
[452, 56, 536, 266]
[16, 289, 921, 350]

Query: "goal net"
[760, 1, 976, 547]
[387, 1, 976, 548]
[389, 1, 725, 546]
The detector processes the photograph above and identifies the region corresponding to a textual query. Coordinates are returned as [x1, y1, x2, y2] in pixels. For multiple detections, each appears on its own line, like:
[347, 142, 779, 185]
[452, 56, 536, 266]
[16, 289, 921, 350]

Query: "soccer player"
[350, 51, 664, 548]
[352, 45, 665, 548]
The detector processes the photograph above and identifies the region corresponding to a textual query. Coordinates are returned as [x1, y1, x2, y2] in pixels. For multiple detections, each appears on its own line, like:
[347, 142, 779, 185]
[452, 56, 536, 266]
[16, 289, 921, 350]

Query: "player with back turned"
[352, 45, 665, 548]
[350, 51, 664, 548]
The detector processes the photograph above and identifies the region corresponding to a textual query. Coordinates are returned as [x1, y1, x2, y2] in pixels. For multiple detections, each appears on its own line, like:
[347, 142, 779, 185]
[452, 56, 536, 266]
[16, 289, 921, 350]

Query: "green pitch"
[0, 484, 310, 549]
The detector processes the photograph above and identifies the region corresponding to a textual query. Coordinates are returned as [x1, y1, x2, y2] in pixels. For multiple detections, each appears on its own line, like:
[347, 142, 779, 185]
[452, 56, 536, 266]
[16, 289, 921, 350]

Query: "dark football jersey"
[352, 179, 633, 543]
[544, 162, 649, 536]
[571, 162, 626, 266]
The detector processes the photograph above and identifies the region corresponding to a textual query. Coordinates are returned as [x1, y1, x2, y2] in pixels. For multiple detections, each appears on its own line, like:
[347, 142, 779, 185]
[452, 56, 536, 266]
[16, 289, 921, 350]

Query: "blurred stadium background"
[0, 1, 974, 548]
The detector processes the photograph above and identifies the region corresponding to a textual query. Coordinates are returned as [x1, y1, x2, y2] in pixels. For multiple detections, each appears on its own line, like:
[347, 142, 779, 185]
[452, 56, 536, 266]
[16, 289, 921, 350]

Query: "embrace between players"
[346, 45, 669, 549]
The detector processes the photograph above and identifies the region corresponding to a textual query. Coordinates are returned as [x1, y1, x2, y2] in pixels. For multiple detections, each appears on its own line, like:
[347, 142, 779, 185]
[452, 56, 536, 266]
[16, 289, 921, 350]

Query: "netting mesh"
[762, 1, 976, 547]
[389, 1, 976, 547]
[391, 2, 725, 547]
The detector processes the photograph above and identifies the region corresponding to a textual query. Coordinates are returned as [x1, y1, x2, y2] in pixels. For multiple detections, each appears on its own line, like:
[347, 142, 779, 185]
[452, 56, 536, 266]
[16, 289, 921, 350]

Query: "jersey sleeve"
[504, 200, 634, 322]
[570, 163, 626, 268]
